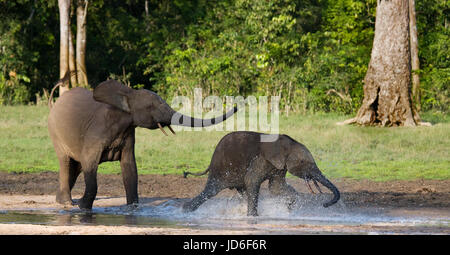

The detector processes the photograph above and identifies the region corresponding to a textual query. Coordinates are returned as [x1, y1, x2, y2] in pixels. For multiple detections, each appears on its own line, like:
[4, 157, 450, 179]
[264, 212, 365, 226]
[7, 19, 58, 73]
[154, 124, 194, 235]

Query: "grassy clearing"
[0, 105, 448, 181]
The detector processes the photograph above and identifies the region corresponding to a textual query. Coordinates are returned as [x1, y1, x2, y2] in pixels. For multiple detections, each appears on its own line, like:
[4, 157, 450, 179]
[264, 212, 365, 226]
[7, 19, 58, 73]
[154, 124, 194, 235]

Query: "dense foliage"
[0, 0, 448, 113]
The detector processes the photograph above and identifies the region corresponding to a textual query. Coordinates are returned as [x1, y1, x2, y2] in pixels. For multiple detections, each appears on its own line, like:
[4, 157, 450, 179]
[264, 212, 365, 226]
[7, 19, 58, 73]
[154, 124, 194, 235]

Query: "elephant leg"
[236, 187, 246, 198]
[245, 182, 262, 217]
[59, 159, 82, 205]
[78, 164, 98, 210]
[120, 136, 139, 205]
[56, 154, 72, 205]
[183, 177, 223, 212]
[268, 173, 299, 210]
[244, 157, 269, 217]
[68, 159, 82, 192]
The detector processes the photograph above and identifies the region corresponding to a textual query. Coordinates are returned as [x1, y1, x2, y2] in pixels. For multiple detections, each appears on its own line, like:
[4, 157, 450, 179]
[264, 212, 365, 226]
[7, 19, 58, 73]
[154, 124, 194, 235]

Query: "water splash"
[0, 193, 448, 234]
[81, 193, 434, 225]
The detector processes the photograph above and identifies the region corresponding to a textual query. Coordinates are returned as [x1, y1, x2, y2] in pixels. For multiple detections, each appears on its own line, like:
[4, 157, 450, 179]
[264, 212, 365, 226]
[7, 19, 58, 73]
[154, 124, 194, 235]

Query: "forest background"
[0, 0, 448, 115]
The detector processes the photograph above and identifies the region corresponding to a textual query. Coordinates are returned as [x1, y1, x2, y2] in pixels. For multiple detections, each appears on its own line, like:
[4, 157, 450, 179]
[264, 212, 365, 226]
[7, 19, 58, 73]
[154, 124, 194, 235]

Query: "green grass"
[0, 105, 449, 181]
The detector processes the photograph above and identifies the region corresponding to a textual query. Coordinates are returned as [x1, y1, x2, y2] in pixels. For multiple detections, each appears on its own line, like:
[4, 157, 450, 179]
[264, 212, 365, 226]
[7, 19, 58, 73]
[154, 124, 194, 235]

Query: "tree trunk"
[409, 0, 420, 111]
[68, 18, 78, 86]
[76, 0, 88, 87]
[354, 0, 419, 127]
[58, 0, 71, 95]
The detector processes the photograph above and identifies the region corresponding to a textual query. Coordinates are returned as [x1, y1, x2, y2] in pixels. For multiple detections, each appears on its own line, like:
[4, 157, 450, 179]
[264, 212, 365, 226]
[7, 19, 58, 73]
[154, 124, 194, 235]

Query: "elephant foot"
[182, 202, 197, 213]
[78, 204, 93, 211]
[247, 211, 258, 217]
[77, 197, 94, 210]
[56, 192, 74, 205]
[247, 208, 258, 217]
[286, 197, 298, 211]
[125, 202, 139, 211]
[126, 197, 139, 206]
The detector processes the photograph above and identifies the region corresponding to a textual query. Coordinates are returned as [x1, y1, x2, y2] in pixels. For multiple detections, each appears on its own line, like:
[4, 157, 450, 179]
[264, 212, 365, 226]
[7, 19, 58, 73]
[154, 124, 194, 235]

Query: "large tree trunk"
[409, 0, 420, 111]
[68, 20, 78, 86]
[354, 0, 419, 127]
[76, 0, 88, 87]
[58, 0, 71, 95]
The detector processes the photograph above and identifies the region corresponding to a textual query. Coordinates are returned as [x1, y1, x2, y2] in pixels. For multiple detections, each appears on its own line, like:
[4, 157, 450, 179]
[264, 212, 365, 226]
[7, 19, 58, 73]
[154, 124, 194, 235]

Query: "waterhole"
[0, 194, 448, 234]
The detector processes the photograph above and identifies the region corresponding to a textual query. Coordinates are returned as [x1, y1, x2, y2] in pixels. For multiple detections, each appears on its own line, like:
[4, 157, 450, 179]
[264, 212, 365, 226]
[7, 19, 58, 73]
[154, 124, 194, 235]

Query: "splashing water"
[0, 192, 448, 234]
[92, 191, 448, 232]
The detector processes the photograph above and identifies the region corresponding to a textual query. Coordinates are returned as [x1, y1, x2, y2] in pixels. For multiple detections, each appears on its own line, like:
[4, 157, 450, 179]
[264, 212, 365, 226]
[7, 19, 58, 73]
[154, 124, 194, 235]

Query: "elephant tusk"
[313, 179, 323, 194]
[167, 125, 176, 135]
[157, 123, 168, 136]
[305, 179, 315, 194]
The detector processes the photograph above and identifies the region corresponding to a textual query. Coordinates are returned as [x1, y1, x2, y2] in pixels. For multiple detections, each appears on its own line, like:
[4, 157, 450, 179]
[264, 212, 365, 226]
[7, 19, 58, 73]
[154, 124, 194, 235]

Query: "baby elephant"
[182, 131, 340, 216]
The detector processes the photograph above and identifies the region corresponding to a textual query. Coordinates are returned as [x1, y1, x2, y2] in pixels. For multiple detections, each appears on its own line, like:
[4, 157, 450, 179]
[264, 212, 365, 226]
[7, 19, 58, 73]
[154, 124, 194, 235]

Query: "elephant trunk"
[312, 171, 340, 207]
[168, 106, 238, 127]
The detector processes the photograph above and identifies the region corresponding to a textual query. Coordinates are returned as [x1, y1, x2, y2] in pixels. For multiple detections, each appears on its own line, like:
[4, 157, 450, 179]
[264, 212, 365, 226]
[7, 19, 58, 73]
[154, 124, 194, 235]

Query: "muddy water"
[0, 193, 448, 234]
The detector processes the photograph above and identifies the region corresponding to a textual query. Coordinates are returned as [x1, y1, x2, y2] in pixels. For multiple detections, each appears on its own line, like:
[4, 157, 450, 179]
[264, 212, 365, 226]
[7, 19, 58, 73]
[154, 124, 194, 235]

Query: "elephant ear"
[260, 136, 290, 170]
[93, 80, 133, 113]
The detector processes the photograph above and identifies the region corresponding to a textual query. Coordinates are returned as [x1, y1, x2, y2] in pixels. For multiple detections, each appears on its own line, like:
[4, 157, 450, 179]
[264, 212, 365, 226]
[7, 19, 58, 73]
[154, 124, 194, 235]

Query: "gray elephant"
[48, 79, 237, 209]
[182, 131, 340, 216]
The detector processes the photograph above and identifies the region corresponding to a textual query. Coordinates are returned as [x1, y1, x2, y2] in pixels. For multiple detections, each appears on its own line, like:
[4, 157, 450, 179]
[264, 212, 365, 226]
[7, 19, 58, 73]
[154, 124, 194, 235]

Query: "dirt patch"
[1, 171, 449, 209]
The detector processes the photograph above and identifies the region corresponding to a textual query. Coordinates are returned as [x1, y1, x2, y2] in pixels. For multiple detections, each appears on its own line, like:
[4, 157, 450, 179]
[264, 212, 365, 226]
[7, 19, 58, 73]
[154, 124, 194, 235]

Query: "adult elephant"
[48, 80, 237, 209]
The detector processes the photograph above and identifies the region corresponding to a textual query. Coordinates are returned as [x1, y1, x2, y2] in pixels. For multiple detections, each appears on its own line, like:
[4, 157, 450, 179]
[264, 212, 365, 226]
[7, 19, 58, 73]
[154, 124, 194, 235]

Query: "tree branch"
[326, 89, 352, 103]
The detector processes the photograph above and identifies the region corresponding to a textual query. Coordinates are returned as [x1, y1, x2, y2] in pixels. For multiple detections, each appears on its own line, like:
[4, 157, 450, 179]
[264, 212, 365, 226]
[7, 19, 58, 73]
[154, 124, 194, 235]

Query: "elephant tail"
[183, 168, 210, 178]
[48, 82, 61, 108]
[48, 71, 72, 108]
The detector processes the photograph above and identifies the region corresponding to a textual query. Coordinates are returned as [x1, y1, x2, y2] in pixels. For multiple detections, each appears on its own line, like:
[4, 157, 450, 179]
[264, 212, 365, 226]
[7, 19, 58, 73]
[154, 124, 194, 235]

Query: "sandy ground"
[0, 172, 449, 235]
